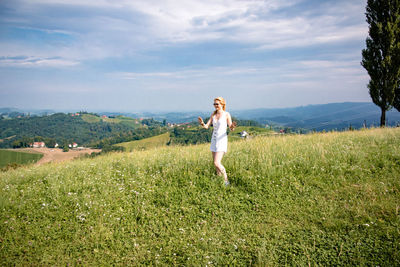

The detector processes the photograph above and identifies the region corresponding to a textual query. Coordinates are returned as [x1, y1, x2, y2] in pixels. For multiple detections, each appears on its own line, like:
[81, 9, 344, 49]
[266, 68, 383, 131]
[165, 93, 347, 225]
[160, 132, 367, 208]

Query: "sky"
[0, 0, 370, 112]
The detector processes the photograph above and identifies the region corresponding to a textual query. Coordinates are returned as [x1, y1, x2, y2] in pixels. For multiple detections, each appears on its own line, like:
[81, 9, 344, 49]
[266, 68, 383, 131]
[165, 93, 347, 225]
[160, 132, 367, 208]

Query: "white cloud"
[0, 0, 367, 62]
[112, 56, 365, 81]
[0, 56, 79, 67]
[0, 0, 370, 110]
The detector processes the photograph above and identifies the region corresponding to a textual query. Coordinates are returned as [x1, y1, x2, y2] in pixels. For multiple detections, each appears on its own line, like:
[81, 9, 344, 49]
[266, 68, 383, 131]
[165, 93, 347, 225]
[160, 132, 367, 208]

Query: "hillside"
[3, 102, 400, 132]
[0, 113, 162, 148]
[1, 127, 399, 265]
[117, 132, 170, 151]
[231, 102, 400, 131]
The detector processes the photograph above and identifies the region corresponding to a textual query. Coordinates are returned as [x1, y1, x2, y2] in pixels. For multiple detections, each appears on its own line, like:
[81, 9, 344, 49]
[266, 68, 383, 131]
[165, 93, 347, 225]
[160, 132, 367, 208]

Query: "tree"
[395, 76, 400, 111]
[361, 0, 400, 127]
[63, 145, 69, 152]
[45, 138, 56, 148]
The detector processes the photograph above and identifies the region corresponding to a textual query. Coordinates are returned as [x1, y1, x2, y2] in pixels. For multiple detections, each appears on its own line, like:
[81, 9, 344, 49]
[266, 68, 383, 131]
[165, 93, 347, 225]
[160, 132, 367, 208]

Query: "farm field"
[0, 149, 43, 168]
[116, 132, 170, 151]
[0, 128, 399, 265]
[81, 114, 140, 128]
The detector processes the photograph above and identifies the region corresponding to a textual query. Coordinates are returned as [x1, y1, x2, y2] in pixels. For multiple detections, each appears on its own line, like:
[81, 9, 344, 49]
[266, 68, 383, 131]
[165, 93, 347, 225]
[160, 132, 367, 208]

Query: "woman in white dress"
[198, 97, 236, 186]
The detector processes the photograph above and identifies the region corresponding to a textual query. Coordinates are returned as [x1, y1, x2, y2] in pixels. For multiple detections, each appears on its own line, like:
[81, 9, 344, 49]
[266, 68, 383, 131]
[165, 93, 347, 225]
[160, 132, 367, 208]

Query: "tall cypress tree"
[395, 78, 400, 112]
[361, 0, 400, 127]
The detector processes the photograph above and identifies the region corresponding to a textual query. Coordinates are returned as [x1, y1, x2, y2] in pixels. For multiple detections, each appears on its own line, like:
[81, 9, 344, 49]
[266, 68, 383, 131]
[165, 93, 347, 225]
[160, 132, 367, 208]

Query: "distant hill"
[231, 102, 400, 131]
[0, 112, 163, 148]
[99, 111, 209, 124]
[2, 102, 400, 132]
[0, 107, 57, 118]
[100, 102, 400, 131]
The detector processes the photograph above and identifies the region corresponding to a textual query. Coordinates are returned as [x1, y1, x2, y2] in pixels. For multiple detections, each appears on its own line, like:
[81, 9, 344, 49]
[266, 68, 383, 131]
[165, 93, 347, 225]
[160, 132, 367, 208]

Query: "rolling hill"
[0, 112, 162, 148]
[231, 102, 400, 131]
[116, 132, 171, 151]
[2, 102, 400, 133]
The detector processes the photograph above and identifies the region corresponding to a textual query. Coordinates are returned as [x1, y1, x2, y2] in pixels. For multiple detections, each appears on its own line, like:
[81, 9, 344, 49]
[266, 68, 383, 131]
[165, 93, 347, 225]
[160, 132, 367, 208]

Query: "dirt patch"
[15, 147, 101, 165]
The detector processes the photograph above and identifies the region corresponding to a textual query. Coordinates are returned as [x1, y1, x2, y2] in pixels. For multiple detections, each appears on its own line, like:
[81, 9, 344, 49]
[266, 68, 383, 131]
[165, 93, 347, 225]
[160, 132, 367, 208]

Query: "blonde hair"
[213, 97, 226, 115]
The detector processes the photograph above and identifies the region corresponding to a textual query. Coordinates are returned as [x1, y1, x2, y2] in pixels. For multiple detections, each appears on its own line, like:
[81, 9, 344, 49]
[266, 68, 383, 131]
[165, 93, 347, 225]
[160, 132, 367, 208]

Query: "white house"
[32, 142, 45, 148]
[68, 142, 78, 148]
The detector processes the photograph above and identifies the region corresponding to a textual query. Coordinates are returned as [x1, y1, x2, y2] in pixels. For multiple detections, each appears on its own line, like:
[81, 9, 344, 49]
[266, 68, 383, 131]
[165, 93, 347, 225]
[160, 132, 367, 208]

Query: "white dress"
[210, 111, 228, 152]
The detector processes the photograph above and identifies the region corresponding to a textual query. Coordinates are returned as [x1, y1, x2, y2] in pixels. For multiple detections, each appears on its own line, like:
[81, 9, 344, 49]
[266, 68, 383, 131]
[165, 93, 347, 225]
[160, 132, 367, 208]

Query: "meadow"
[0, 149, 43, 169]
[0, 128, 399, 265]
[81, 114, 141, 128]
[229, 126, 274, 141]
[117, 132, 171, 151]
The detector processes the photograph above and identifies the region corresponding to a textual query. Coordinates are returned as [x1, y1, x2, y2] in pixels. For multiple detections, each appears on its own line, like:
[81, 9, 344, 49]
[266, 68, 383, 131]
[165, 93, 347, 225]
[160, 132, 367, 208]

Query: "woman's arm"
[198, 114, 213, 129]
[226, 112, 237, 131]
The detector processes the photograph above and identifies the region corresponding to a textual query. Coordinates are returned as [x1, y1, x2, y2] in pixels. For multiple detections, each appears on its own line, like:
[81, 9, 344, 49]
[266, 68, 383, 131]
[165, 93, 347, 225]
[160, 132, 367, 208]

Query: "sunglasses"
[213, 103, 220, 106]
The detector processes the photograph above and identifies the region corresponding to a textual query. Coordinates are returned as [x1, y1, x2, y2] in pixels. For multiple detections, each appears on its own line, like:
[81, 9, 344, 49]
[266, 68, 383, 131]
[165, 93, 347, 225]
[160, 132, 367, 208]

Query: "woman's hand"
[230, 121, 237, 131]
[198, 117, 205, 127]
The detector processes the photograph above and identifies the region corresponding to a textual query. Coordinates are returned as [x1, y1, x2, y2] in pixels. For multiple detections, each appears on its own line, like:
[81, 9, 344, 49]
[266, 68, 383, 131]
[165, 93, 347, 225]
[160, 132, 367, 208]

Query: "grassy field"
[115, 116, 141, 128]
[0, 149, 43, 168]
[0, 128, 399, 265]
[116, 132, 170, 151]
[229, 126, 274, 140]
[81, 114, 102, 123]
[81, 114, 141, 128]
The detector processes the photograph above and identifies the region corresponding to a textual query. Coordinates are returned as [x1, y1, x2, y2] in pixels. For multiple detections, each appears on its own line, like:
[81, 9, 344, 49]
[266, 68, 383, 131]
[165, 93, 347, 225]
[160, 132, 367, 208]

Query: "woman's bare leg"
[212, 151, 222, 176]
[212, 151, 228, 182]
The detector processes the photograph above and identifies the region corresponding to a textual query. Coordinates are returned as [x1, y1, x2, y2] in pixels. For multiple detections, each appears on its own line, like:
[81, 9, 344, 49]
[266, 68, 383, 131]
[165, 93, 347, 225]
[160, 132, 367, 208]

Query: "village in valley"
[30, 141, 80, 149]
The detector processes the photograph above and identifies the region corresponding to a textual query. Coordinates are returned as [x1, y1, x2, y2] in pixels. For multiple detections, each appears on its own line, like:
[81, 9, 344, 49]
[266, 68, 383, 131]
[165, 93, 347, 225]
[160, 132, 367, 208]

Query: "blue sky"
[0, 0, 369, 112]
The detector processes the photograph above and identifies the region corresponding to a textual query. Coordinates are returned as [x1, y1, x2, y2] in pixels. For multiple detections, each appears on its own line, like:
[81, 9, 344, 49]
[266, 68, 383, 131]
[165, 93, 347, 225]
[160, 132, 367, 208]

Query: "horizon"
[1, 0, 370, 111]
[0, 101, 384, 114]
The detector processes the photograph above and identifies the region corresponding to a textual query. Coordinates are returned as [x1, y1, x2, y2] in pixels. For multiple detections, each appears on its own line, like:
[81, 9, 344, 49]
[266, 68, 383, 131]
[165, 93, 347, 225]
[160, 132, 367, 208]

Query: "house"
[32, 142, 45, 148]
[68, 142, 78, 148]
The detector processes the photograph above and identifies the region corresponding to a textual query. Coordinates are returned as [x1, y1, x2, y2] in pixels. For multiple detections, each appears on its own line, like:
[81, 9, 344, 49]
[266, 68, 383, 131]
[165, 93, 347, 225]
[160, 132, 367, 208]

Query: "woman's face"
[213, 100, 223, 111]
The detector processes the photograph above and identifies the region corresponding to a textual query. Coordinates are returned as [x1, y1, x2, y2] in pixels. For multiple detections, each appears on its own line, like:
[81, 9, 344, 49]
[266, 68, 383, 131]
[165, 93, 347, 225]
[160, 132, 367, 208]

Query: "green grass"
[81, 114, 101, 123]
[116, 132, 170, 151]
[0, 149, 43, 168]
[115, 116, 141, 128]
[0, 128, 399, 265]
[81, 114, 140, 128]
[229, 126, 274, 141]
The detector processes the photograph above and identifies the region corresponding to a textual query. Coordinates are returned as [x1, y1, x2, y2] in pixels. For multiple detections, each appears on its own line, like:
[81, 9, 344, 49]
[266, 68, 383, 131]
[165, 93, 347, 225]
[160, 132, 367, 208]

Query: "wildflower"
[77, 214, 86, 222]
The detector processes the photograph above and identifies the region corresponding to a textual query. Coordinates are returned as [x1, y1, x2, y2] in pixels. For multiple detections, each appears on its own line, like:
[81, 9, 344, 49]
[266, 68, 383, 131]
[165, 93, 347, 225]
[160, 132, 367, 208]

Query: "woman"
[198, 97, 236, 186]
